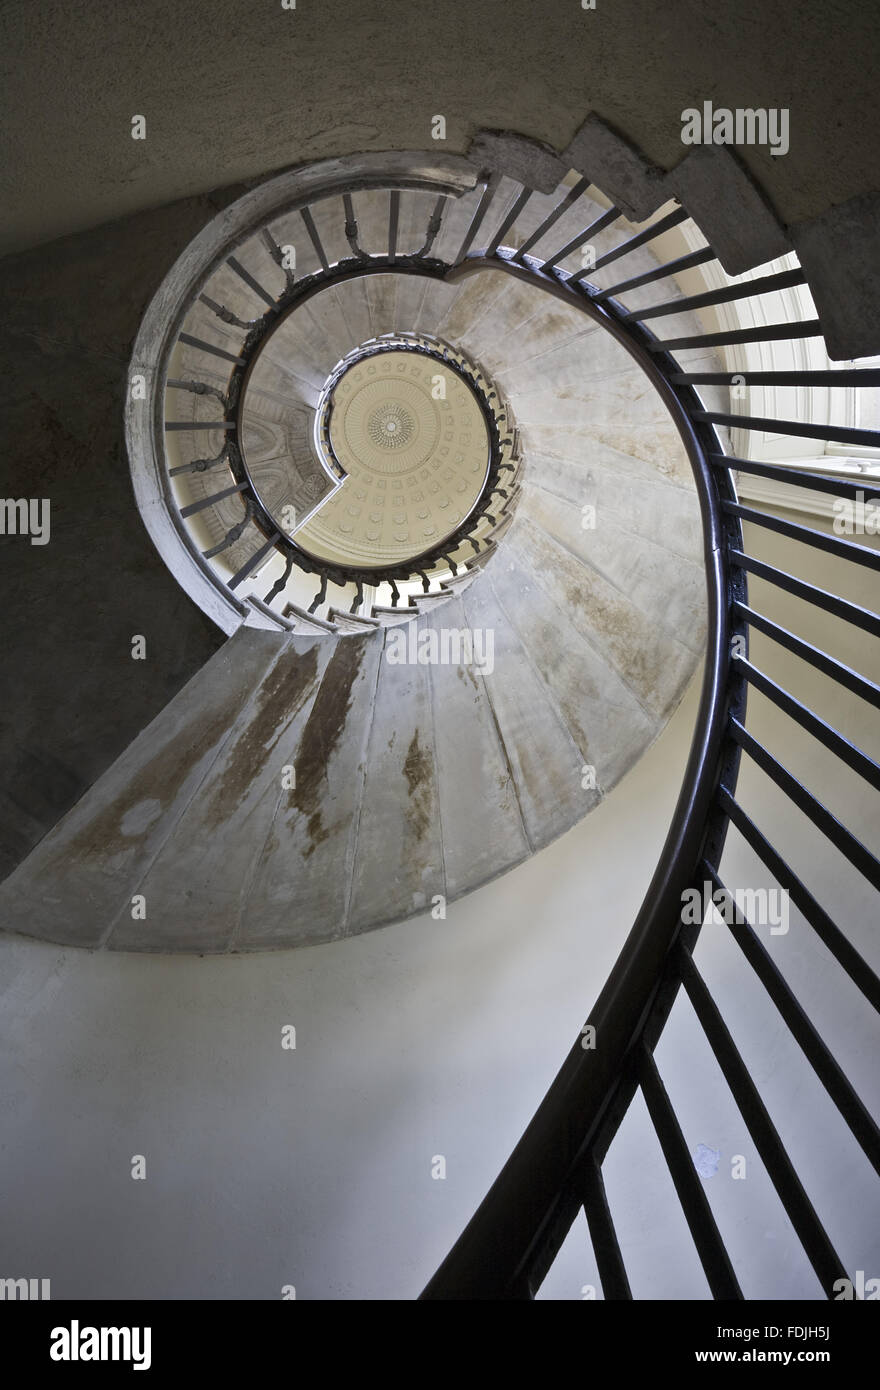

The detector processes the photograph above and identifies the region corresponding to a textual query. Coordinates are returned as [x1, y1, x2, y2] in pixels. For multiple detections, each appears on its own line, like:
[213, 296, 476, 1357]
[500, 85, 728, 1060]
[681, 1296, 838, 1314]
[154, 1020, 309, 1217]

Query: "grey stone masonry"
[669, 146, 791, 276]
[563, 114, 668, 222]
[791, 192, 880, 360]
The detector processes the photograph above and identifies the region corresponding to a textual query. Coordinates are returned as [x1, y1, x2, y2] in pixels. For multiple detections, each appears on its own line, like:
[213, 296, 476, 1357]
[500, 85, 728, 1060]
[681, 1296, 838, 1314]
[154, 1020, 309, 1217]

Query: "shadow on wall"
[0, 184, 255, 880]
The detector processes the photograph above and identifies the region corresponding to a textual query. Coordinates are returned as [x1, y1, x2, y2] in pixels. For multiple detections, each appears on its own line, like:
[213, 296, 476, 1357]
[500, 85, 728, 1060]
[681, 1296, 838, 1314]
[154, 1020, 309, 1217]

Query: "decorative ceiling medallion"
[366, 400, 417, 452]
[335, 372, 435, 472]
[293, 342, 492, 570]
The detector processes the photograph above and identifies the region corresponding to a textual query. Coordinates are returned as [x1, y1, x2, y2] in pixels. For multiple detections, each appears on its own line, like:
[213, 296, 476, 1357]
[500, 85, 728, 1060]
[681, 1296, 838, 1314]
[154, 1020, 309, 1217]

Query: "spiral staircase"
[0, 131, 877, 1300]
[0, 162, 713, 950]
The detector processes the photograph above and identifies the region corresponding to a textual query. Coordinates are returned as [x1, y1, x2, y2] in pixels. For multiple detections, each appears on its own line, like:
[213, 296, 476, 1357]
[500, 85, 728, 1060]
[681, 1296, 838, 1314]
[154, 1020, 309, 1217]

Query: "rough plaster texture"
[2, 0, 879, 257]
[466, 130, 567, 194]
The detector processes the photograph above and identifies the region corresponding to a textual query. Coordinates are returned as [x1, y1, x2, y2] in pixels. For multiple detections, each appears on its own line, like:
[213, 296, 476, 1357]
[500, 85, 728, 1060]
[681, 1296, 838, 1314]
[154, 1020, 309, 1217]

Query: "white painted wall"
[0, 512, 877, 1300]
[0, 672, 699, 1301]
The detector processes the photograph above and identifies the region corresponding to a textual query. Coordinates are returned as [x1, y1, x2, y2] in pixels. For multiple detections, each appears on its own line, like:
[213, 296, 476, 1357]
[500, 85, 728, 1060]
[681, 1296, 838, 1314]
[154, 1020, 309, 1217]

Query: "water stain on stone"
[557, 566, 655, 702]
[536, 307, 583, 340]
[63, 694, 238, 864]
[402, 727, 433, 841]
[201, 643, 321, 830]
[456, 663, 478, 691]
[287, 635, 367, 857]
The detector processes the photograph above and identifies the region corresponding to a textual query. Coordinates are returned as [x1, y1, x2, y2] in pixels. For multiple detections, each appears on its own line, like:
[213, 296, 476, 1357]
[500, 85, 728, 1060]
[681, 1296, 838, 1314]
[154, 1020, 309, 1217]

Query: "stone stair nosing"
[327, 606, 383, 632]
[346, 616, 445, 934]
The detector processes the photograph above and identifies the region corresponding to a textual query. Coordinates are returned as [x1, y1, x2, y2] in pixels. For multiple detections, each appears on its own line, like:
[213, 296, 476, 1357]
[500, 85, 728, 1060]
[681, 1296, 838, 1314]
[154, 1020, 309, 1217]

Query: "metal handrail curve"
[128, 156, 877, 1299]
[420, 250, 742, 1297]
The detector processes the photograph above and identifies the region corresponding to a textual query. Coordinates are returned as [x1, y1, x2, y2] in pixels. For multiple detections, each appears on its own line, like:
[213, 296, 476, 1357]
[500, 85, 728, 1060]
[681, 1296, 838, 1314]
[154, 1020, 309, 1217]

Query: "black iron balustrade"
[153, 158, 879, 1296]
[418, 167, 877, 1300]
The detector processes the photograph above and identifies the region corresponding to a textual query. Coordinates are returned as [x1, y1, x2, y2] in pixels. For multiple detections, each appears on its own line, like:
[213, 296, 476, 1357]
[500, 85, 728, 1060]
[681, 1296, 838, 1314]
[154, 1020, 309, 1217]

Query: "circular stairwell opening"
[283, 334, 494, 570]
[126, 154, 536, 634]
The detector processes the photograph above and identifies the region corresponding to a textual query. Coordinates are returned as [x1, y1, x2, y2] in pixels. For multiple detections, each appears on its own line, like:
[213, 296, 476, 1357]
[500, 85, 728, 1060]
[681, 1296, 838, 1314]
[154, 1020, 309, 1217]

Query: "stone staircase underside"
[0, 198, 715, 950]
[0, 482, 704, 952]
[0, 579, 695, 951]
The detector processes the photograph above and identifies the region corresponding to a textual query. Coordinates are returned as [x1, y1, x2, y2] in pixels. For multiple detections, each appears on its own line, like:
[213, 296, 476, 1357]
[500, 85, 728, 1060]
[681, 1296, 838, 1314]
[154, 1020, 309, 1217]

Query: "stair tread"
[424, 594, 530, 894]
[486, 553, 658, 791]
[347, 618, 445, 932]
[462, 577, 600, 849]
[327, 606, 383, 629]
[241, 632, 386, 948]
[516, 480, 706, 656]
[0, 629, 290, 948]
[503, 514, 698, 723]
[109, 636, 337, 951]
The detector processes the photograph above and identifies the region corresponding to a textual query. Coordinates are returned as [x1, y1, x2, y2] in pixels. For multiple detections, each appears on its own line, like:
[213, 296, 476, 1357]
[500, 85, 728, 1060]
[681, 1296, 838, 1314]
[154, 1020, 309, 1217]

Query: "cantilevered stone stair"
[0, 178, 722, 949]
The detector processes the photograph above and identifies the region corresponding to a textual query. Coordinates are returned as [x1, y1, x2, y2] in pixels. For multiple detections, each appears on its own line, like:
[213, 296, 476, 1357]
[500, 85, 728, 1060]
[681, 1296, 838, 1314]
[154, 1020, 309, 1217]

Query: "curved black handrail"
[145, 160, 878, 1297]
[419, 252, 744, 1297]
[418, 220, 877, 1300]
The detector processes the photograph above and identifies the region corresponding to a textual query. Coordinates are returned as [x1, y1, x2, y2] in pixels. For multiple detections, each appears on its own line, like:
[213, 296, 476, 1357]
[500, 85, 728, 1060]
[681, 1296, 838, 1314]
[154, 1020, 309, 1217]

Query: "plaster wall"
[2, 0, 879, 256]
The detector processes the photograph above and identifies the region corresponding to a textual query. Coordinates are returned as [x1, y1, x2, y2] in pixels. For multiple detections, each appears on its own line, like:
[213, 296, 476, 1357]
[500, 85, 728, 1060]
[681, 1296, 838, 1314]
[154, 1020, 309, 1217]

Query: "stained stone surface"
[0, 185, 722, 950]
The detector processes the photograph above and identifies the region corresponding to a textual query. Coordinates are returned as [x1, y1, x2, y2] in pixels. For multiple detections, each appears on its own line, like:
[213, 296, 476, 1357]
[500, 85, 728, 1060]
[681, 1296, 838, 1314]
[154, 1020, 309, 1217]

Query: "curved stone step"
[329, 276, 374, 350]
[460, 578, 600, 850]
[233, 631, 385, 950]
[257, 301, 340, 391]
[516, 477, 705, 655]
[501, 512, 697, 724]
[363, 273, 399, 339]
[345, 616, 445, 934]
[484, 550, 656, 794]
[420, 594, 531, 899]
[0, 628, 291, 948]
[520, 446, 703, 562]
